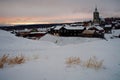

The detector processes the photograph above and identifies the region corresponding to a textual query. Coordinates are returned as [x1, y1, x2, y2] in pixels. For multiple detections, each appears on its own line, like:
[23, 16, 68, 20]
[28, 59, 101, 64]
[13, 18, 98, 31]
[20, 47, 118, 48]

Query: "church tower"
[93, 7, 100, 24]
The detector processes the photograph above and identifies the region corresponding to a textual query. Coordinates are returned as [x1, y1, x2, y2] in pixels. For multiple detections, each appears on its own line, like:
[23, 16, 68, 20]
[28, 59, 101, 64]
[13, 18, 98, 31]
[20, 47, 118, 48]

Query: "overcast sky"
[0, 0, 120, 24]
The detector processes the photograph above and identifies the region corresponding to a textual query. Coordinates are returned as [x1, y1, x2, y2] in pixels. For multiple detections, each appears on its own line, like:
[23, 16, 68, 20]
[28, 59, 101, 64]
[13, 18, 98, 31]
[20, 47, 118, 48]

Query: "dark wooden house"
[104, 24, 112, 33]
[88, 26, 104, 33]
[115, 23, 120, 29]
[49, 25, 85, 36]
[25, 32, 46, 39]
[49, 25, 104, 38]
[81, 30, 104, 38]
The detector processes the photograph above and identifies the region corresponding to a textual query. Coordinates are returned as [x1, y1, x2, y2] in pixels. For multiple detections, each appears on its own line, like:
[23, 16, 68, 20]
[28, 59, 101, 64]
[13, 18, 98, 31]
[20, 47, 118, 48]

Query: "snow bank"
[0, 30, 57, 55]
[40, 34, 101, 46]
[113, 29, 120, 36]
[105, 29, 120, 39]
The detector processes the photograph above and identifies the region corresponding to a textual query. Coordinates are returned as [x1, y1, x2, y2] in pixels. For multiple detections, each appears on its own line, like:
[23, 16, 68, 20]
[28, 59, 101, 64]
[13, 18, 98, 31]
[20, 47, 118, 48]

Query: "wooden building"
[88, 26, 104, 33]
[49, 25, 105, 38]
[104, 24, 112, 33]
[49, 25, 85, 36]
[81, 30, 104, 38]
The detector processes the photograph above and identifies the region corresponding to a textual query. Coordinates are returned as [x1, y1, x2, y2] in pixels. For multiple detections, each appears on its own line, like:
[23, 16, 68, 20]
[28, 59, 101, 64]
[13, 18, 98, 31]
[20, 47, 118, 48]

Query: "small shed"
[88, 26, 104, 33]
[104, 24, 112, 33]
[115, 23, 120, 29]
[82, 30, 104, 38]
[24, 32, 46, 39]
[82, 30, 95, 37]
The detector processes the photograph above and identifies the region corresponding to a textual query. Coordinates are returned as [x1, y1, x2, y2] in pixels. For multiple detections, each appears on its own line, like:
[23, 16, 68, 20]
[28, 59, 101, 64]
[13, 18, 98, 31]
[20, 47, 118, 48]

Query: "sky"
[0, 0, 120, 25]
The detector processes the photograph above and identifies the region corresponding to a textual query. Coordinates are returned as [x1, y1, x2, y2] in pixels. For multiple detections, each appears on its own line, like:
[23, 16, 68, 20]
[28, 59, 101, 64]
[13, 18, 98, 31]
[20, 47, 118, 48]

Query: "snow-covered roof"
[95, 26, 104, 30]
[105, 24, 112, 27]
[54, 25, 63, 30]
[115, 23, 120, 26]
[37, 28, 47, 31]
[112, 21, 117, 24]
[87, 26, 104, 31]
[50, 26, 55, 29]
[93, 23, 99, 26]
[16, 29, 31, 33]
[71, 23, 84, 26]
[30, 32, 46, 34]
[64, 25, 85, 30]
[54, 25, 85, 30]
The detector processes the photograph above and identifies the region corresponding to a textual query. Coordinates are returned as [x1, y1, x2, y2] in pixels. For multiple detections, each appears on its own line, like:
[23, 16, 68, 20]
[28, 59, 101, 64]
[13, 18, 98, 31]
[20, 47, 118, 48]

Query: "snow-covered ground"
[0, 30, 57, 56]
[40, 34, 101, 46]
[0, 30, 120, 80]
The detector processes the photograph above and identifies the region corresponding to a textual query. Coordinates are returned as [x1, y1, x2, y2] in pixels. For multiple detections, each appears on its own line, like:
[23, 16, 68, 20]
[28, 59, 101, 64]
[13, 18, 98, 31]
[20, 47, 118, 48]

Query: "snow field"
[0, 30, 120, 80]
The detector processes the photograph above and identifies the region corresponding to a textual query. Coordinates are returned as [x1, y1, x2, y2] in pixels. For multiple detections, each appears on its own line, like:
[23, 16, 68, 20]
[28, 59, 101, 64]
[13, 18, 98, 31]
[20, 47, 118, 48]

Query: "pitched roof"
[105, 24, 112, 27]
[54, 25, 63, 30]
[87, 26, 104, 31]
[95, 26, 104, 30]
[30, 32, 46, 34]
[64, 25, 85, 30]
[54, 25, 85, 30]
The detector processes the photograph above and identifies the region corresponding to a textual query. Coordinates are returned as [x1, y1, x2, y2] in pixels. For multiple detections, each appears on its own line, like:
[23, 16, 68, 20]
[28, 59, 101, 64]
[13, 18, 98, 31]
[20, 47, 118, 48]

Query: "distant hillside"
[0, 23, 63, 31]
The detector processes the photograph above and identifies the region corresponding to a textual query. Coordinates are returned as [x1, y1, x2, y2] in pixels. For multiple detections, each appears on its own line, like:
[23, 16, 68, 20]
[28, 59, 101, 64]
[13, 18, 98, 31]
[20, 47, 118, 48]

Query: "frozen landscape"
[0, 29, 120, 80]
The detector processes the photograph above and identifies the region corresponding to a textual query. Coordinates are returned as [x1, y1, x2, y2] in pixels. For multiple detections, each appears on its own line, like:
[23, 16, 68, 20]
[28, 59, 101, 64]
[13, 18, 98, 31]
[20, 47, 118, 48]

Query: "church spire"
[93, 5, 100, 24]
[95, 5, 98, 12]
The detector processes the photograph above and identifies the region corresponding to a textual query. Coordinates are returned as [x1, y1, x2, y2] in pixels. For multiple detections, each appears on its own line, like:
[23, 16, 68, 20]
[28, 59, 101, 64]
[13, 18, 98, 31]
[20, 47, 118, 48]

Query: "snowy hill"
[40, 34, 101, 46]
[0, 30, 57, 55]
[0, 30, 120, 80]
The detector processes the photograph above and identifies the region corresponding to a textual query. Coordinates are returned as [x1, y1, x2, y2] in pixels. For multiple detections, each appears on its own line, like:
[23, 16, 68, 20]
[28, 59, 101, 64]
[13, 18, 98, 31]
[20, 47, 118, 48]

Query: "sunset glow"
[0, 0, 119, 25]
[0, 13, 92, 25]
